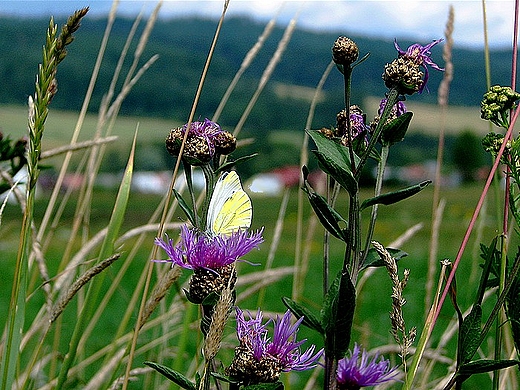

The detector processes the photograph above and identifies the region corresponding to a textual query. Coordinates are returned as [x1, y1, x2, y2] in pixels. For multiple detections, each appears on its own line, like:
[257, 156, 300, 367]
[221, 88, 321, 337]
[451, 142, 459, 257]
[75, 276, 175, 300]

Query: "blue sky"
[0, 0, 515, 48]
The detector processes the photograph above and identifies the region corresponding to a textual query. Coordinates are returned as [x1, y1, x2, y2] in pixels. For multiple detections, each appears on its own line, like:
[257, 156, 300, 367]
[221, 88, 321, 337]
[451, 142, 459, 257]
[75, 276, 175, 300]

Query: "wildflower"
[382, 57, 424, 95]
[165, 118, 236, 165]
[370, 98, 407, 131]
[226, 308, 324, 385]
[155, 225, 263, 303]
[394, 39, 444, 92]
[336, 344, 400, 390]
[332, 36, 359, 66]
[378, 98, 407, 118]
[335, 106, 370, 152]
[481, 85, 520, 128]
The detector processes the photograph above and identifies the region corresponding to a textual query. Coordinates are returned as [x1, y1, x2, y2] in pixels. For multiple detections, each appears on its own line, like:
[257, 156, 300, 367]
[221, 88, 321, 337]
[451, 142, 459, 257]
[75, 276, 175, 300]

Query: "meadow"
[2, 2, 520, 390]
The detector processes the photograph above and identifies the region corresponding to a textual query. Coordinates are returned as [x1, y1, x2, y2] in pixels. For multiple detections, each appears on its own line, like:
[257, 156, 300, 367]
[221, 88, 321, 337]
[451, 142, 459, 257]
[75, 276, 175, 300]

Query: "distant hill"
[0, 14, 513, 134]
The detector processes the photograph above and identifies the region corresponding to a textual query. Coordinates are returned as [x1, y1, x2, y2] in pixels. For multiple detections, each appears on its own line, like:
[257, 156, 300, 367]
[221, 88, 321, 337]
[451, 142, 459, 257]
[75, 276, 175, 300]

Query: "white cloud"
[0, 0, 515, 48]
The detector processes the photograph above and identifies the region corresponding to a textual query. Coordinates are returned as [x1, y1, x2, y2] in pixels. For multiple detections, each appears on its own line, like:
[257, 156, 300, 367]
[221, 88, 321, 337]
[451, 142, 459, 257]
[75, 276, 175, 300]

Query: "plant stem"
[355, 88, 399, 179]
[360, 144, 390, 268]
[346, 192, 361, 279]
[201, 164, 216, 231]
[342, 66, 357, 174]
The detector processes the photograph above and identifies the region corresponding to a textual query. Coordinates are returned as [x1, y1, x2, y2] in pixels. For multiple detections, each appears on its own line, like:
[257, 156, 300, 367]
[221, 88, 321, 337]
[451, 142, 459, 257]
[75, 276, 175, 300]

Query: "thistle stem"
[355, 88, 399, 178]
[360, 144, 390, 269]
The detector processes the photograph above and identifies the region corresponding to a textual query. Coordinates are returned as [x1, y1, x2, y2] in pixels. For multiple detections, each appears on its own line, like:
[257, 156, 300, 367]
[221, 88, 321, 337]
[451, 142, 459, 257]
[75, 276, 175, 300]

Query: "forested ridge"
[0, 15, 506, 176]
[0, 14, 512, 131]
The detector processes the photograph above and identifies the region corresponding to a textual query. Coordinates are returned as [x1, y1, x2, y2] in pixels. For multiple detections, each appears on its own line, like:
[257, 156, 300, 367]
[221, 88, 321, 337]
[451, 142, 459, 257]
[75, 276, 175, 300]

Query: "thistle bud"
[214, 131, 237, 155]
[332, 36, 359, 66]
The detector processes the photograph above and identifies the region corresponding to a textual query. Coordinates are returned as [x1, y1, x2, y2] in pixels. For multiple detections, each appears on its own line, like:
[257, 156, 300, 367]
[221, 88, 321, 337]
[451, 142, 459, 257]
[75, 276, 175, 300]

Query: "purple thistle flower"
[154, 225, 263, 271]
[165, 118, 236, 165]
[394, 39, 444, 92]
[336, 344, 400, 390]
[226, 308, 324, 384]
[236, 309, 269, 360]
[182, 118, 223, 155]
[378, 98, 407, 118]
[350, 113, 369, 139]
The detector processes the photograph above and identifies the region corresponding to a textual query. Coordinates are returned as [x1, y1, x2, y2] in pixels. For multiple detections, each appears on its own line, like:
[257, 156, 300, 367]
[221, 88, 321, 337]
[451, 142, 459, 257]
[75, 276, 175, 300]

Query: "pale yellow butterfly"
[207, 171, 252, 236]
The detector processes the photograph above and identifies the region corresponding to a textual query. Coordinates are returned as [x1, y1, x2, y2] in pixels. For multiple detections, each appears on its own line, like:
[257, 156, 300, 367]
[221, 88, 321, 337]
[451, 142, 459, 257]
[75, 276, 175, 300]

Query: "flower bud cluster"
[481, 85, 520, 128]
[336, 106, 369, 150]
[319, 106, 370, 153]
[482, 131, 511, 163]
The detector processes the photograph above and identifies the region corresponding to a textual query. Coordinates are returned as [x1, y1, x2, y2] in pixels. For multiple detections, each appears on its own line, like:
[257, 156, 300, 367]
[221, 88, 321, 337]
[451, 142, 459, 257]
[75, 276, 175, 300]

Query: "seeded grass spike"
[0, 8, 89, 390]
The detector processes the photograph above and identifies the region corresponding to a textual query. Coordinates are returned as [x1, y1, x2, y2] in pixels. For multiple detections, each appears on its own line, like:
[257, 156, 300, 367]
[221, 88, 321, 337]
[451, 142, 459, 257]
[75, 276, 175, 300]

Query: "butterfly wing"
[207, 171, 252, 235]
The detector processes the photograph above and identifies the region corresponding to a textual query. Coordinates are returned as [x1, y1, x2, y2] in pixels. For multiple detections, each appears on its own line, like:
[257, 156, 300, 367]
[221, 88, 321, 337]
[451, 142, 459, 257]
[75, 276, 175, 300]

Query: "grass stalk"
[1, 9, 88, 389]
[426, 5, 454, 315]
[212, 11, 278, 122]
[432, 104, 520, 340]
[122, 2, 230, 387]
[257, 188, 290, 307]
[232, 11, 299, 138]
[405, 259, 451, 389]
[36, 2, 116, 245]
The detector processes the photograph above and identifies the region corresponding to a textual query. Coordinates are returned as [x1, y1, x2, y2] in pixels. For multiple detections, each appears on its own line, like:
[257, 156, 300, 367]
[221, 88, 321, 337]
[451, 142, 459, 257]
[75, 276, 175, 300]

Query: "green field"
[1, 180, 510, 388]
[1, 102, 517, 388]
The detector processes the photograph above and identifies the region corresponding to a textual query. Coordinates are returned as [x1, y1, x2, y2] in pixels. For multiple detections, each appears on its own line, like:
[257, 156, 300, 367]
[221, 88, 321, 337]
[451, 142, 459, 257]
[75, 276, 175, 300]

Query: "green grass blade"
[0, 200, 31, 390]
[98, 129, 136, 261]
[55, 130, 136, 388]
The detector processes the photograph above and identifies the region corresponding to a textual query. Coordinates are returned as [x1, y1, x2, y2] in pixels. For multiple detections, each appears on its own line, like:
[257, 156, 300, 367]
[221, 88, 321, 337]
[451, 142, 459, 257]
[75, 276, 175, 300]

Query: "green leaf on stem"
[321, 272, 340, 355]
[216, 153, 258, 174]
[144, 361, 196, 390]
[307, 130, 359, 196]
[320, 270, 356, 359]
[507, 285, 520, 354]
[302, 168, 348, 241]
[360, 180, 431, 211]
[173, 189, 198, 227]
[457, 304, 482, 365]
[210, 372, 235, 383]
[506, 247, 520, 355]
[334, 270, 356, 358]
[97, 131, 137, 268]
[381, 112, 413, 146]
[457, 359, 520, 376]
[282, 296, 324, 334]
[361, 247, 408, 270]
